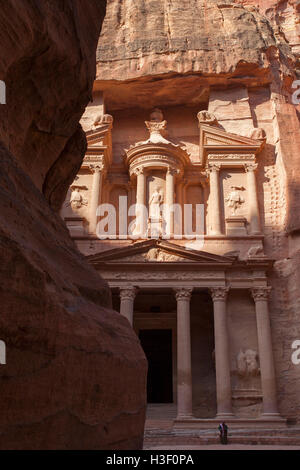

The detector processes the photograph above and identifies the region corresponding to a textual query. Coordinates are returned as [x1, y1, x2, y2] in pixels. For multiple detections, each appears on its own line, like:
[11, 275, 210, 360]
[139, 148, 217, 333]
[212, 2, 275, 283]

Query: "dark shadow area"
[139, 329, 173, 404]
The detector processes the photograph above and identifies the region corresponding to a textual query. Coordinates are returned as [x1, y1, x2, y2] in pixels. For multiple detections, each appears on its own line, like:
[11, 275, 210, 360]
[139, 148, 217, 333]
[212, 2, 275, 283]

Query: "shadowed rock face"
[0, 0, 147, 450]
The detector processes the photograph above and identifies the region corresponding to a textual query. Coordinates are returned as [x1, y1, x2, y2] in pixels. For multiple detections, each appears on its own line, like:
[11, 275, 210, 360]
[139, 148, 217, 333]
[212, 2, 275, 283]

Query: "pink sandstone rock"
[0, 0, 147, 450]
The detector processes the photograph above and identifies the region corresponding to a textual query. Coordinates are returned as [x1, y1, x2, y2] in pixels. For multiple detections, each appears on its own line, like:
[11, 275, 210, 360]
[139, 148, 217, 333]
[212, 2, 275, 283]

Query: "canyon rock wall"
[0, 0, 147, 449]
[95, 0, 300, 420]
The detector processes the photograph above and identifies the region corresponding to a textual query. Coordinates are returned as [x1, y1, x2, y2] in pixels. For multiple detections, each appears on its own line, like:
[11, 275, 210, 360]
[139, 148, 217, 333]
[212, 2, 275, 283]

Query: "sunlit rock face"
[0, 0, 147, 450]
[70, 0, 300, 425]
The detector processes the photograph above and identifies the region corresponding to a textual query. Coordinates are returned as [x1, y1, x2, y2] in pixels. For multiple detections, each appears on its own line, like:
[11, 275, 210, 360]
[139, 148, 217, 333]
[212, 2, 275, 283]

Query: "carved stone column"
[175, 287, 193, 419]
[252, 287, 280, 416]
[89, 162, 104, 234]
[207, 164, 222, 236]
[134, 167, 147, 236]
[119, 287, 137, 326]
[211, 287, 234, 418]
[245, 163, 261, 234]
[165, 167, 176, 237]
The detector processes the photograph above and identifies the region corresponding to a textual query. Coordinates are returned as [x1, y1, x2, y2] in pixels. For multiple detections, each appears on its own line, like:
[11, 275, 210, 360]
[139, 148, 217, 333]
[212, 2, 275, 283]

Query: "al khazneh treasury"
[61, 0, 300, 432]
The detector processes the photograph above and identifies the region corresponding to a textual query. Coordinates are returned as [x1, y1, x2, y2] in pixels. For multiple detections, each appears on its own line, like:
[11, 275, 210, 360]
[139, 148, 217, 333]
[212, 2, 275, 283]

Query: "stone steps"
[144, 427, 300, 448]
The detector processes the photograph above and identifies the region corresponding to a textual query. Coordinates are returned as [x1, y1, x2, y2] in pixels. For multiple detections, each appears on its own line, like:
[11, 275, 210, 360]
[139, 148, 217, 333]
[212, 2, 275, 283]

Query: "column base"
[176, 414, 194, 420]
[216, 413, 235, 420]
[260, 412, 285, 421]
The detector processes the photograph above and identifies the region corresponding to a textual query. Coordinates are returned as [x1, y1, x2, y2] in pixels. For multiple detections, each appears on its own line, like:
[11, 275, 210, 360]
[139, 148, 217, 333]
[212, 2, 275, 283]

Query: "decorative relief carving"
[251, 287, 272, 301]
[101, 271, 220, 281]
[247, 245, 265, 258]
[68, 186, 88, 209]
[208, 154, 256, 161]
[174, 287, 193, 301]
[225, 186, 245, 215]
[237, 349, 260, 377]
[145, 248, 182, 262]
[210, 287, 229, 301]
[84, 155, 105, 162]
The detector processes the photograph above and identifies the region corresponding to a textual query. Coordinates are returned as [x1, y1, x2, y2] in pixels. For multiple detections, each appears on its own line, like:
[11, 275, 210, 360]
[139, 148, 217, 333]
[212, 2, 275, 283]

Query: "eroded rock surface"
[0, 0, 147, 450]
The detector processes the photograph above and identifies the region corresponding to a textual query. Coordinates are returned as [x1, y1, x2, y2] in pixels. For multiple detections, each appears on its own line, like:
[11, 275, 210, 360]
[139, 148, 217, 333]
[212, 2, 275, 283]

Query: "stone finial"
[247, 245, 265, 258]
[197, 110, 218, 127]
[92, 113, 113, 130]
[249, 128, 266, 141]
[150, 108, 164, 122]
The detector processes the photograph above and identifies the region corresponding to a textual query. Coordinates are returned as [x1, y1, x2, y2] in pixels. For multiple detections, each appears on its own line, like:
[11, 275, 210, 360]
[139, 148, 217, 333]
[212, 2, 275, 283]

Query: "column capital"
[210, 287, 229, 301]
[244, 162, 258, 173]
[166, 166, 178, 176]
[89, 162, 104, 173]
[133, 166, 145, 176]
[120, 286, 138, 301]
[251, 286, 272, 302]
[174, 287, 193, 301]
[206, 163, 221, 174]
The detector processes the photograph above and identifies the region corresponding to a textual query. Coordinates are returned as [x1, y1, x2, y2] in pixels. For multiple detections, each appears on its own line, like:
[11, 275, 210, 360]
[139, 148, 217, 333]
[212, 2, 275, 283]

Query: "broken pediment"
[198, 113, 265, 167]
[87, 239, 235, 267]
[84, 115, 113, 167]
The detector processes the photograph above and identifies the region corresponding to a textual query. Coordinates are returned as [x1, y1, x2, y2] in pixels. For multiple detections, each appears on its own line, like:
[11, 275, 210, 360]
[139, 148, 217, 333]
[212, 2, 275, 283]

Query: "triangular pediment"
[87, 239, 235, 267]
[199, 124, 264, 165]
[86, 124, 111, 147]
[85, 123, 113, 166]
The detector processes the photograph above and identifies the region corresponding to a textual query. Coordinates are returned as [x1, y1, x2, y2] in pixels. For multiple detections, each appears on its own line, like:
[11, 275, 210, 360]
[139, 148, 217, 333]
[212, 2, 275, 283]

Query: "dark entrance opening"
[139, 329, 173, 403]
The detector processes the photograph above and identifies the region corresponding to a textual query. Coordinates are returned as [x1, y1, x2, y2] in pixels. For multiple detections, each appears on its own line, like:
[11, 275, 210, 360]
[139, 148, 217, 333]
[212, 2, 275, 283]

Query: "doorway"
[139, 329, 173, 403]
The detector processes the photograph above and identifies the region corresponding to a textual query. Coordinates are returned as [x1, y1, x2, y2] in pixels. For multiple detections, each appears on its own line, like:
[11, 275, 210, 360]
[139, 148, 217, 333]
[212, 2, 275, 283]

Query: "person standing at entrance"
[218, 422, 228, 445]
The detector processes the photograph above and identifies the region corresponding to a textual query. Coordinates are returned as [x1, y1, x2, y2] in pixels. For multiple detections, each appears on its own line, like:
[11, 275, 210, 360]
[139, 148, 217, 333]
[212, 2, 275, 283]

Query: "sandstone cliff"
[0, 0, 147, 449]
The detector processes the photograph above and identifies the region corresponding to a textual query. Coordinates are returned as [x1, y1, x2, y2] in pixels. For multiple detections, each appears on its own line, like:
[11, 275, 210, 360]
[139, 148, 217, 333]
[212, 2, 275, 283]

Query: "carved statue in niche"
[148, 186, 165, 238]
[237, 349, 260, 377]
[149, 186, 164, 219]
[67, 186, 88, 210]
[225, 186, 245, 215]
